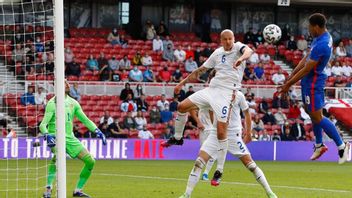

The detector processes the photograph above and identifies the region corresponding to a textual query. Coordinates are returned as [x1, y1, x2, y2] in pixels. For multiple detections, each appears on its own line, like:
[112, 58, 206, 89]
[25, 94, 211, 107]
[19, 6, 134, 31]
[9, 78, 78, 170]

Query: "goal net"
[0, 0, 64, 197]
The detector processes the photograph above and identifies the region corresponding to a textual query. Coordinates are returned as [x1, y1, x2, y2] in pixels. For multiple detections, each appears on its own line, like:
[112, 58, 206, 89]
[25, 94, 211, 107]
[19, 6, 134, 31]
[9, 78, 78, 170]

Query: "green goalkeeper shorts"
[50, 138, 86, 159]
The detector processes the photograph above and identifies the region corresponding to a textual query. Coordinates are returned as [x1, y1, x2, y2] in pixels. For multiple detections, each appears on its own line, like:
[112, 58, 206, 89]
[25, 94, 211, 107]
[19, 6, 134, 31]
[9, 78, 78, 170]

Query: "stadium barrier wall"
[1, 138, 351, 162]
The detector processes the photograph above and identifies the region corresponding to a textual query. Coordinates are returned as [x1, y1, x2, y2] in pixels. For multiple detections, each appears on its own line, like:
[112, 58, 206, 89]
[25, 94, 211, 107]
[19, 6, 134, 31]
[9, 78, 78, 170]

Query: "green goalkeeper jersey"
[39, 95, 97, 139]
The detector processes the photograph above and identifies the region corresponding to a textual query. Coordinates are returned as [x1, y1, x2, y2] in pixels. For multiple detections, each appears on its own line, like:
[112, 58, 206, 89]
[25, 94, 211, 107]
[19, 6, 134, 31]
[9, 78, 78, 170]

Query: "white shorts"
[188, 87, 234, 123]
[199, 129, 215, 145]
[200, 132, 250, 158]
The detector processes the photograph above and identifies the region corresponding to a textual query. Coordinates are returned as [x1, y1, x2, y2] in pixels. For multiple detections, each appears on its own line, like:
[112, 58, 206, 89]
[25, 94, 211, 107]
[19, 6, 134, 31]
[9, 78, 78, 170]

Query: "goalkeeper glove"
[44, 133, 56, 148]
[95, 128, 106, 145]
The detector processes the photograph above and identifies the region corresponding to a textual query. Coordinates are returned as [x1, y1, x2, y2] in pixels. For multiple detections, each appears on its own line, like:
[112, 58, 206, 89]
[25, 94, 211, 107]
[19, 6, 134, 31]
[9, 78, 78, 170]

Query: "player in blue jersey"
[280, 13, 350, 164]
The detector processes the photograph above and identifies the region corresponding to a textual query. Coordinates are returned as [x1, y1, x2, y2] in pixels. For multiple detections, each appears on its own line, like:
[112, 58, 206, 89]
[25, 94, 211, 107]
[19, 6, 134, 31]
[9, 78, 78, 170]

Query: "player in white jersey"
[161, 30, 253, 176]
[179, 91, 277, 198]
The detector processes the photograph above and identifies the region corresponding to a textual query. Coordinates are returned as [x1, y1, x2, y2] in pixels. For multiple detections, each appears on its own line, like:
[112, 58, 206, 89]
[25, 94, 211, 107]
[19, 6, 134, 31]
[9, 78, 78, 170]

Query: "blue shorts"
[301, 86, 325, 112]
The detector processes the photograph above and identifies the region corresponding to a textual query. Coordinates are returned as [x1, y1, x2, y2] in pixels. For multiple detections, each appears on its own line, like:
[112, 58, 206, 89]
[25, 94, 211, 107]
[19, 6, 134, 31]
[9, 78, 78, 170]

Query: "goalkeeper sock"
[247, 162, 273, 194]
[216, 139, 228, 173]
[47, 155, 57, 188]
[203, 157, 216, 175]
[76, 154, 96, 190]
[174, 112, 188, 140]
[185, 157, 206, 196]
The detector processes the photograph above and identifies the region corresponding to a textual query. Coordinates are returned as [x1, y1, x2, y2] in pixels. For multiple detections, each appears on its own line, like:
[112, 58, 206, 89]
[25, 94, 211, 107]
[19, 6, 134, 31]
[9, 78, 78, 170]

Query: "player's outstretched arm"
[174, 66, 209, 94]
[234, 46, 253, 67]
[190, 109, 204, 131]
[243, 109, 252, 144]
[39, 101, 55, 134]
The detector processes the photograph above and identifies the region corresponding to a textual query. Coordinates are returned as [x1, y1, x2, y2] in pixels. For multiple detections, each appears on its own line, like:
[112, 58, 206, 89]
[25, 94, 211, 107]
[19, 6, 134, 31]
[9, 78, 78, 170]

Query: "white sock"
[338, 142, 346, 150]
[216, 139, 228, 173]
[185, 157, 205, 196]
[203, 157, 216, 175]
[174, 112, 188, 140]
[315, 143, 322, 147]
[74, 188, 81, 193]
[247, 162, 273, 194]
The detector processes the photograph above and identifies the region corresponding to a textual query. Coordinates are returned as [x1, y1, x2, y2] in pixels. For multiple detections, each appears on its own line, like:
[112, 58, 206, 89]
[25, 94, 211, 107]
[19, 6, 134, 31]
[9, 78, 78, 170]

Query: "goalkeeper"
[40, 81, 106, 198]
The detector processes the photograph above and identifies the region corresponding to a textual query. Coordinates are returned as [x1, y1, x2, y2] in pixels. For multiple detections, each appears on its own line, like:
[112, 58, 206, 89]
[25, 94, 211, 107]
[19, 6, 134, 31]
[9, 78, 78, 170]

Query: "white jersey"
[203, 42, 247, 90]
[198, 108, 215, 132]
[211, 91, 249, 139]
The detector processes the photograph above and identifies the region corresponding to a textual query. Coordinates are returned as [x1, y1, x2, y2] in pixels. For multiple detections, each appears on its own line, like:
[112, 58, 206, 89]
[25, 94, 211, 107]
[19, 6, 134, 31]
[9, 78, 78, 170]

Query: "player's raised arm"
[39, 101, 55, 134]
[234, 45, 253, 68]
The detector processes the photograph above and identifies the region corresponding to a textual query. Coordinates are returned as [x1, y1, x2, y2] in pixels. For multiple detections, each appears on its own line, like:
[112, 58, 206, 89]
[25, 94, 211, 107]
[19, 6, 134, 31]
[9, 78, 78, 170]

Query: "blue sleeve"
[309, 45, 324, 61]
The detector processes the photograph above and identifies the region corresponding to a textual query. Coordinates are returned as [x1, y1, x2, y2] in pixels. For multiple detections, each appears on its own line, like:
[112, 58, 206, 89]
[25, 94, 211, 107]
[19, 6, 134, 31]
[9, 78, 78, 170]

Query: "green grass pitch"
[1, 160, 352, 198]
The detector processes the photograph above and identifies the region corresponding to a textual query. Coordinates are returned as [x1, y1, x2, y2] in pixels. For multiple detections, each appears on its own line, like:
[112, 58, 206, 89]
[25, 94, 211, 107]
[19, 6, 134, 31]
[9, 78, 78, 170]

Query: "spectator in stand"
[185, 56, 198, 73]
[144, 20, 156, 40]
[281, 127, 294, 141]
[134, 84, 144, 98]
[244, 87, 255, 100]
[254, 62, 265, 81]
[346, 39, 352, 57]
[138, 125, 154, 139]
[325, 63, 332, 77]
[107, 28, 120, 46]
[288, 87, 299, 101]
[4, 25, 13, 41]
[176, 87, 186, 102]
[336, 41, 347, 57]
[271, 131, 281, 141]
[281, 24, 291, 42]
[119, 69, 129, 82]
[120, 83, 134, 100]
[157, 20, 169, 37]
[297, 35, 308, 51]
[121, 94, 137, 112]
[185, 45, 194, 59]
[152, 35, 163, 52]
[69, 82, 81, 101]
[20, 86, 35, 106]
[158, 66, 171, 82]
[258, 97, 269, 114]
[100, 110, 114, 126]
[254, 30, 264, 46]
[331, 61, 342, 76]
[290, 118, 306, 140]
[160, 105, 173, 123]
[150, 106, 161, 124]
[252, 115, 264, 134]
[162, 44, 175, 62]
[174, 45, 186, 62]
[197, 68, 211, 83]
[123, 112, 137, 130]
[45, 52, 55, 74]
[287, 101, 301, 120]
[162, 35, 174, 50]
[34, 37, 44, 53]
[341, 61, 352, 77]
[248, 47, 259, 64]
[272, 69, 286, 85]
[64, 47, 74, 64]
[26, 45, 36, 62]
[334, 75, 346, 87]
[108, 55, 119, 71]
[185, 86, 195, 98]
[65, 57, 80, 77]
[108, 117, 129, 138]
[163, 127, 173, 139]
[346, 81, 352, 88]
[98, 60, 112, 81]
[274, 108, 287, 125]
[262, 109, 276, 125]
[136, 94, 149, 112]
[259, 129, 271, 141]
[246, 68, 256, 81]
[143, 65, 156, 82]
[132, 51, 142, 65]
[172, 67, 183, 83]
[98, 121, 110, 138]
[287, 36, 297, 50]
[157, 94, 169, 111]
[247, 96, 257, 115]
[244, 27, 254, 44]
[135, 111, 147, 130]
[129, 66, 143, 82]
[259, 53, 271, 63]
[119, 34, 128, 48]
[34, 86, 47, 105]
[201, 44, 213, 58]
[194, 46, 202, 66]
[169, 97, 179, 112]
[119, 55, 131, 70]
[86, 54, 99, 71]
[13, 44, 25, 63]
[141, 52, 153, 66]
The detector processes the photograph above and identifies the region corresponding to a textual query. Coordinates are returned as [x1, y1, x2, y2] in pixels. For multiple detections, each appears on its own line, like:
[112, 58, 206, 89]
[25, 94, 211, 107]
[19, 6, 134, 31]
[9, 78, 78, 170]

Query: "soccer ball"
[263, 24, 282, 43]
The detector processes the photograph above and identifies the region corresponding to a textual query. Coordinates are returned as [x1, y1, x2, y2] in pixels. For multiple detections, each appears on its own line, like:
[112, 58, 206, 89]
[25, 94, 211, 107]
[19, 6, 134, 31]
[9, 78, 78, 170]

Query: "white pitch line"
[88, 172, 351, 194]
